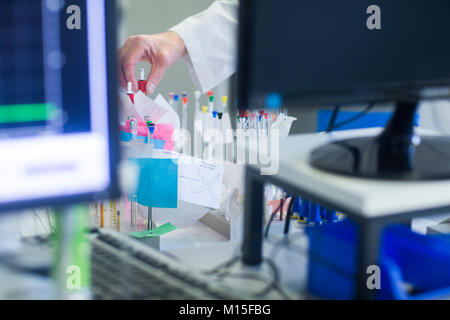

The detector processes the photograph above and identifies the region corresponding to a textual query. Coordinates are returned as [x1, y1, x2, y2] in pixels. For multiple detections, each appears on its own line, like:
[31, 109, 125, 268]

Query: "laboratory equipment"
[173, 94, 180, 117]
[182, 96, 189, 130]
[238, 0, 450, 180]
[138, 68, 147, 95]
[127, 82, 135, 104]
[0, 0, 120, 212]
[201, 106, 209, 158]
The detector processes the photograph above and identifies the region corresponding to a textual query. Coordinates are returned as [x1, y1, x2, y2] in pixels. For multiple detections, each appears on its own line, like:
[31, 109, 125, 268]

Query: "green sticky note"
[129, 223, 177, 239]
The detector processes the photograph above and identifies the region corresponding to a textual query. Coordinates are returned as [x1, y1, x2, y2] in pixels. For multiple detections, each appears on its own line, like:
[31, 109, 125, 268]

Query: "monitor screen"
[0, 0, 119, 211]
[238, 0, 450, 108]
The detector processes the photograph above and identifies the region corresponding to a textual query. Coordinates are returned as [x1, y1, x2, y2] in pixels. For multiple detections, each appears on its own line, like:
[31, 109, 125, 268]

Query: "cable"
[46, 208, 55, 234]
[264, 198, 284, 238]
[204, 255, 241, 276]
[327, 102, 376, 132]
[213, 257, 292, 300]
[31, 210, 49, 235]
[326, 105, 341, 132]
[283, 197, 295, 235]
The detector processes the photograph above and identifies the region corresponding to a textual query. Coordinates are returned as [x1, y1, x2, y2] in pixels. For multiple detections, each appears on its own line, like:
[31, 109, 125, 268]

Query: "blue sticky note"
[120, 131, 165, 149]
[129, 158, 178, 208]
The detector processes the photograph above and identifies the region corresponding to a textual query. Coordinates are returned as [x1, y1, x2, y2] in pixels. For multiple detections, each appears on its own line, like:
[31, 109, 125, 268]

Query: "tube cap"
[202, 106, 208, 114]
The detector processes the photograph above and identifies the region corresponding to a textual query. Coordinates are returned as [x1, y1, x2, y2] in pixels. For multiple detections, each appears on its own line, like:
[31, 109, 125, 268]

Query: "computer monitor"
[238, 0, 450, 180]
[0, 0, 119, 212]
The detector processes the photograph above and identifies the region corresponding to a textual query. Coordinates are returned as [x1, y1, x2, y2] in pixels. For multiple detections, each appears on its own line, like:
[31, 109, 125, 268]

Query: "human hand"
[118, 31, 187, 94]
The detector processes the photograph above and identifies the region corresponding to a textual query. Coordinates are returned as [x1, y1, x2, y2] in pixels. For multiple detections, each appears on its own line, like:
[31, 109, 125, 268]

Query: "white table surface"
[249, 128, 450, 218]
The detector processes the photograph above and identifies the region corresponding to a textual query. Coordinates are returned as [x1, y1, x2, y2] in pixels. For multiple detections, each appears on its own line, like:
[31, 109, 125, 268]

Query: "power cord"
[264, 198, 284, 238]
[283, 197, 295, 235]
[211, 256, 292, 300]
[326, 105, 341, 132]
[326, 103, 376, 132]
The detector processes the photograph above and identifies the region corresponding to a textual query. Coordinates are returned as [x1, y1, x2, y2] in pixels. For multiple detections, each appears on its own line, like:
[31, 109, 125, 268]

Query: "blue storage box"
[306, 220, 450, 299]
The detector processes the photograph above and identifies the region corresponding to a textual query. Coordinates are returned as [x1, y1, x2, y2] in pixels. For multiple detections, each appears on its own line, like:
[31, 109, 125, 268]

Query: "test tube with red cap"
[264, 112, 270, 136]
[127, 82, 134, 104]
[182, 96, 189, 130]
[138, 68, 147, 95]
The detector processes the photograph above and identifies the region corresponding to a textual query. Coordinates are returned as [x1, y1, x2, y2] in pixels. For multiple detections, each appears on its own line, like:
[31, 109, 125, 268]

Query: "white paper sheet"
[154, 94, 180, 130]
[178, 160, 224, 209]
[133, 92, 168, 123]
[152, 150, 224, 209]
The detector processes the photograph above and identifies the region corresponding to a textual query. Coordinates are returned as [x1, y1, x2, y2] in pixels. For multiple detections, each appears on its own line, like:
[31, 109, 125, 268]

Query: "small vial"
[127, 82, 135, 104]
[182, 97, 189, 130]
[138, 68, 147, 94]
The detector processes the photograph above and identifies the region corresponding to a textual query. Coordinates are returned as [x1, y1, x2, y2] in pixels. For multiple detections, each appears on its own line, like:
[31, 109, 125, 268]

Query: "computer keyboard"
[90, 228, 248, 300]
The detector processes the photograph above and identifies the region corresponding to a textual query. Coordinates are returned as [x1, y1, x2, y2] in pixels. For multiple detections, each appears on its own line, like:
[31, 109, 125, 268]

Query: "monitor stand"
[310, 101, 450, 180]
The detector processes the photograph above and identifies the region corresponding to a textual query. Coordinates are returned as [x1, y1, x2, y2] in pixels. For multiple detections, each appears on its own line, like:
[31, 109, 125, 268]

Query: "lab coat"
[170, 0, 239, 93]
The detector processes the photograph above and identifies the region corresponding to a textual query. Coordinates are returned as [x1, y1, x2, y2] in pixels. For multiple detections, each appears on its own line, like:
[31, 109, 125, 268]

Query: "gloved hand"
[118, 31, 187, 94]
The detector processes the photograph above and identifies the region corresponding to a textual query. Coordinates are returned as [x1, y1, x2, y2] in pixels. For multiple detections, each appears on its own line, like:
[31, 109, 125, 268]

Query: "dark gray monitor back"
[238, 0, 450, 108]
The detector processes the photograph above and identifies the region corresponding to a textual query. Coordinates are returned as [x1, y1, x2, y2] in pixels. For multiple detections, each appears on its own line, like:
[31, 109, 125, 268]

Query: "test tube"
[127, 82, 135, 104]
[222, 96, 228, 112]
[194, 91, 202, 113]
[148, 121, 155, 145]
[209, 95, 215, 113]
[131, 195, 137, 231]
[117, 210, 121, 232]
[109, 200, 114, 228]
[130, 116, 138, 146]
[202, 106, 208, 159]
[173, 94, 180, 117]
[138, 68, 147, 95]
[168, 93, 175, 113]
[182, 96, 189, 130]
[100, 201, 104, 228]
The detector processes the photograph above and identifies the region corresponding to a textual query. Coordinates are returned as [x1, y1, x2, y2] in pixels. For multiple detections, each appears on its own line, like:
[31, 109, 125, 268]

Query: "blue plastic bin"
[306, 220, 450, 299]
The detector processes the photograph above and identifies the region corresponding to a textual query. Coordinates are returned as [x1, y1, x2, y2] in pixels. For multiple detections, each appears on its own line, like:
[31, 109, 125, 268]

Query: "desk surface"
[249, 128, 450, 218]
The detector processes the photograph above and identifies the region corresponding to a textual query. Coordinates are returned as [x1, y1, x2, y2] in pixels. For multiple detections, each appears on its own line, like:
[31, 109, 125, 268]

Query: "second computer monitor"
[238, 0, 450, 108]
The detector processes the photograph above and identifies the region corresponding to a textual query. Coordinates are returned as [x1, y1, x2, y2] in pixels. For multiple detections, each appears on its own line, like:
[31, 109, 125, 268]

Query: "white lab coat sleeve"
[169, 0, 238, 93]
